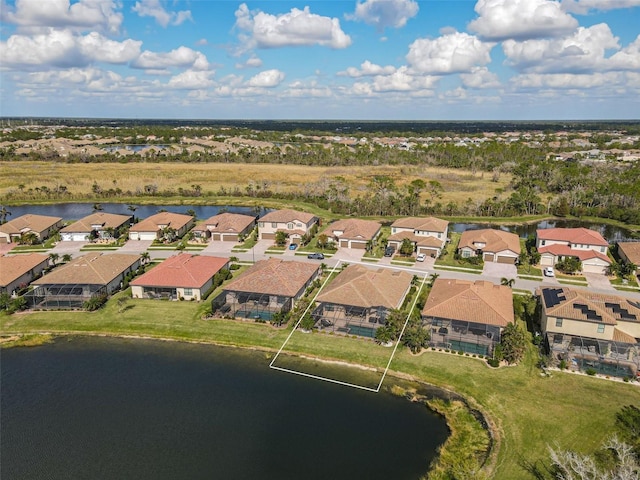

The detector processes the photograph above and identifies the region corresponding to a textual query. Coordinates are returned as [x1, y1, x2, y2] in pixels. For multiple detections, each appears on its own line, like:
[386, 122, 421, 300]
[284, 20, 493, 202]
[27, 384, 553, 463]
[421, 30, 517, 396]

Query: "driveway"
[201, 241, 236, 256]
[482, 262, 517, 280]
[119, 239, 153, 254]
[50, 241, 86, 258]
[584, 273, 615, 291]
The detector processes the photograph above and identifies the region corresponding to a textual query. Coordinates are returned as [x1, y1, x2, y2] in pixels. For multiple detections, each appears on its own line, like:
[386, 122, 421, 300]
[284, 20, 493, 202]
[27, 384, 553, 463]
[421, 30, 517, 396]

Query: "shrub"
[585, 367, 597, 376]
[487, 358, 500, 368]
[559, 359, 568, 370]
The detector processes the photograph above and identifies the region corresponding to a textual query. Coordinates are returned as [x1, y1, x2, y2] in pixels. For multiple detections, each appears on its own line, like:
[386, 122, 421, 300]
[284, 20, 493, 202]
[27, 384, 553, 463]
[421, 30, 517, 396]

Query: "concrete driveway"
[119, 239, 153, 254]
[584, 273, 614, 291]
[482, 262, 517, 280]
[201, 241, 236, 256]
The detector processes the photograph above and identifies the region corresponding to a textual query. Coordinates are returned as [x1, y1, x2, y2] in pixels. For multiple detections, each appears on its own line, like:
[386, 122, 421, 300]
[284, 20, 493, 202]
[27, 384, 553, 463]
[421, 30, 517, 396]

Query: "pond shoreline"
[0, 330, 497, 479]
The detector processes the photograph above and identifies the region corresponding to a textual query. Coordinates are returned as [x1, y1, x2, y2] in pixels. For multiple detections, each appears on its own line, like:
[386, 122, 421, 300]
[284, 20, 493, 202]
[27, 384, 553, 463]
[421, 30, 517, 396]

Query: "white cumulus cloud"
[468, 0, 579, 41]
[406, 31, 494, 75]
[131, 46, 209, 72]
[349, 0, 419, 32]
[234, 3, 351, 51]
[609, 35, 640, 71]
[168, 70, 215, 89]
[503, 23, 620, 73]
[338, 60, 396, 77]
[247, 69, 285, 87]
[561, 0, 640, 14]
[132, 0, 192, 27]
[2, 0, 123, 33]
[460, 67, 501, 88]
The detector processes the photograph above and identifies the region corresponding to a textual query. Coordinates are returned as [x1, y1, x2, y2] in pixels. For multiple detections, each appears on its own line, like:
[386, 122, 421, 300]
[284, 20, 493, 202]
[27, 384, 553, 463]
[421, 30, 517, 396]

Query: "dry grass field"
[0, 161, 511, 205]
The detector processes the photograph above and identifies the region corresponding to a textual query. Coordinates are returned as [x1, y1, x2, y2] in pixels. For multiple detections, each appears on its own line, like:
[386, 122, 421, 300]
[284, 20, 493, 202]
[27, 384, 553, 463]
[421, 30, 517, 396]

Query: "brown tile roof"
[193, 213, 255, 234]
[32, 252, 140, 286]
[618, 242, 640, 265]
[538, 244, 610, 263]
[459, 229, 521, 255]
[540, 287, 639, 326]
[129, 212, 194, 233]
[322, 219, 381, 241]
[0, 214, 62, 235]
[422, 279, 514, 327]
[316, 264, 412, 309]
[391, 216, 448, 233]
[224, 258, 319, 298]
[259, 209, 317, 225]
[131, 254, 229, 289]
[536, 227, 608, 246]
[417, 236, 445, 248]
[0, 253, 49, 287]
[60, 212, 131, 233]
[613, 328, 637, 344]
[387, 231, 444, 247]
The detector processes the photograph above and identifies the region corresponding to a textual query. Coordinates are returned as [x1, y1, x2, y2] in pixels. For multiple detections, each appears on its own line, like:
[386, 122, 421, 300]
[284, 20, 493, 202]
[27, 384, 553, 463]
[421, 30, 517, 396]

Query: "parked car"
[543, 266, 555, 277]
[384, 246, 395, 257]
[289, 243, 298, 250]
[416, 253, 426, 262]
[307, 252, 324, 260]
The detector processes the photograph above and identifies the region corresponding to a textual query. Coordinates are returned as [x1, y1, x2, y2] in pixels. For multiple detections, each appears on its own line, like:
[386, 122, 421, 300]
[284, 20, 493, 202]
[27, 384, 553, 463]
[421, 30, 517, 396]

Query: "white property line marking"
[269, 259, 431, 393]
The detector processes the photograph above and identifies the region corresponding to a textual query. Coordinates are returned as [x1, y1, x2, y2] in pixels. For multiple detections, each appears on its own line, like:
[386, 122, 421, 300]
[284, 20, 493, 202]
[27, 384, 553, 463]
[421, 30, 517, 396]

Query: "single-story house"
[131, 254, 229, 301]
[0, 214, 63, 244]
[539, 287, 640, 377]
[537, 227, 610, 274]
[211, 258, 320, 321]
[192, 213, 256, 242]
[257, 209, 319, 243]
[311, 264, 413, 337]
[458, 229, 521, 264]
[320, 218, 381, 250]
[128, 212, 195, 241]
[0, 253, 49, 295]
[617, 242, 640, 276]
[26, 252, 141, 309]
[387, 216, 449, 257]
[60, 212, 132, 242]
[422, 278, 514, 356]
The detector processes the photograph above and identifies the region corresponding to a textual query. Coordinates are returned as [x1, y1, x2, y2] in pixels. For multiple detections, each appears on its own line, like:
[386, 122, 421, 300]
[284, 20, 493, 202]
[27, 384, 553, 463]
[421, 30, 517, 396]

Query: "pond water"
[3, 203, 635, 241]
[1, 337, 449, 480]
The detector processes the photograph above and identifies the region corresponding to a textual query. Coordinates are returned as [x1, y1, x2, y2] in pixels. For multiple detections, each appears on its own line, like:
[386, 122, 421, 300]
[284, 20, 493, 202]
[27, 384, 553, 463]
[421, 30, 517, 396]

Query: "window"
[555, 318, 563, 328]
[258, 222, 264, 227]
[438, 233, 442, 238]
[597, 324, 605, 334]
[271, 222, 277, 228]
[462, 250, 471, 258]
[600, 247, 605, 253]
[184, 288, 193, 296]
[541, 240, 546, 246]
[287, 223, 294, 229]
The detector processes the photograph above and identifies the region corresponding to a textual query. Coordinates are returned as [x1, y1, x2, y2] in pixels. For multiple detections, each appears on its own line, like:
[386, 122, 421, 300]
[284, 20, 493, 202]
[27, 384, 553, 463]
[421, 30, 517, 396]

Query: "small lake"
[2, 202, 635, 241]
[1, 337, 449, 480]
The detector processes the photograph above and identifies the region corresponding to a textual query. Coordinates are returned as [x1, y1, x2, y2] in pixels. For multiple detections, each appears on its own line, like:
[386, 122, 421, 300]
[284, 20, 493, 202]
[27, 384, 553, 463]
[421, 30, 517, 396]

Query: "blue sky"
[1, 0, 639, 120]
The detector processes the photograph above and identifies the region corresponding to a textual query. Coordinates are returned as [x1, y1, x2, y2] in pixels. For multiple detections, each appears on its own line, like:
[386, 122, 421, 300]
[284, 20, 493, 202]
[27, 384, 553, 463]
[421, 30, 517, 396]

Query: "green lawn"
[2, 294, 639, 480]
[435, 232, 484, 270]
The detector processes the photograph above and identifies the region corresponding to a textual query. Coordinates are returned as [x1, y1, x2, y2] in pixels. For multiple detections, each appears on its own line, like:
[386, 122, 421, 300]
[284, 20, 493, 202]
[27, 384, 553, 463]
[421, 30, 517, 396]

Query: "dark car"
[384, 246, 395, 257]
[307, 252, 324, 260]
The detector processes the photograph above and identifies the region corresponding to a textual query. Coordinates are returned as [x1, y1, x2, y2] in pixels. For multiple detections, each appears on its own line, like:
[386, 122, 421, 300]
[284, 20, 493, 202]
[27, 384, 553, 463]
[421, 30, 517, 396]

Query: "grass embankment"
[2, 293, 638, 479]
[0, 161, 511, 208]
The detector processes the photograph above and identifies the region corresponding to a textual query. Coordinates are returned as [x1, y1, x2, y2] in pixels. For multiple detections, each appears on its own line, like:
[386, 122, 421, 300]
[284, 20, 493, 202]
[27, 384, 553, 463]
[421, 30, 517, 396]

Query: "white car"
[416, 253, 426, 262]
[543, 267, 555, 277]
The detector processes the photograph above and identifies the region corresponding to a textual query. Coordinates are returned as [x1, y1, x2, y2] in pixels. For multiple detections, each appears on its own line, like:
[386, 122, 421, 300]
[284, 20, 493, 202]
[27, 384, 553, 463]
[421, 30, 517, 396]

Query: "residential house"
[311, 264, 413, 338]
[539, 287, 640, 377]
[320, 218, 381, 250]
[422, 278, 514, 356]
[617, 242, 640, 276]
[26, 252, 141, 309]
[387, 216, 449, 258]
[0, 214, 63, 244]
[536, 228, 610, 274]
[257, 209, 319, 243]
[128, 212, 194, 241]
[131, 254, 229, 301]
[211, 258, 320, 321]
[60, 212, 131, 242]
[0, 253, 49, 295]
[458, 229, 521, 264]
[192, 213, 256, 242]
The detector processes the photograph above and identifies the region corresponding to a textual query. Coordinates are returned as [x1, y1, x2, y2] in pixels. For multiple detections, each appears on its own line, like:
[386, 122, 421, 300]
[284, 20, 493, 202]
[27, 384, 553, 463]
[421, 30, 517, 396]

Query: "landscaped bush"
[487, 358, 500, 368]
[585, 367, 597, 376]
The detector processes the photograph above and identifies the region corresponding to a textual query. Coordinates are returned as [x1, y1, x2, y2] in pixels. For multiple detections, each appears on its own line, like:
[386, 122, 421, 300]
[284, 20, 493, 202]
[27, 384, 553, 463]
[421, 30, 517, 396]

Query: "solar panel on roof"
[605, 302, 637, 321]
[542, 288, 566, 308]
[573, 303, 602, 322]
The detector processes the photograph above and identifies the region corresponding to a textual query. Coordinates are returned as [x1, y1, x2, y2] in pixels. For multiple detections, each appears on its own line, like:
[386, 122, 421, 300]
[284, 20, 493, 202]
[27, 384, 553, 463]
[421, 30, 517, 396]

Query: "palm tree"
[140, 252, 150, 265]
[428, 273, 439, 288]
[0, 206, 11, 224]
[48, 253, 59, 266]
[61, 254, 72, 263]
[20, 232, 39, 245]
[501, 277, 516, 288]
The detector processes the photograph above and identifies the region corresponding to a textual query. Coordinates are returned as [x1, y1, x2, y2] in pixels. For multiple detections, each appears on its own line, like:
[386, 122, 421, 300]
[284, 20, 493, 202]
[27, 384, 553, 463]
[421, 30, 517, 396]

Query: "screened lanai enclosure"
[311, 303, 389, 338]
[546, 333, 640, 378]
[424, 318, 502, 356]
[211, 290, 293, 321]
[25, 283, 107, 309]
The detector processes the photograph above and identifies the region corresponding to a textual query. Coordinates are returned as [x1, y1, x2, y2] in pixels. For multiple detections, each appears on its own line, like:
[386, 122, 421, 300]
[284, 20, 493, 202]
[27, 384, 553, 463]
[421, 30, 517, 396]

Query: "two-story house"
[257, 209, 318, 243]
[387, 216, 449, 258]
[536, 228, 610, 274]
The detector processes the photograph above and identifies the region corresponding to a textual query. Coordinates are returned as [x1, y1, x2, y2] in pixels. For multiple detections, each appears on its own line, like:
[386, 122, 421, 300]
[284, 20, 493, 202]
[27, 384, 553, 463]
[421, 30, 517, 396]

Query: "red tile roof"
[131, 254, 229, 288]
[538, 244, 611, 263]
[536, 227, 608, 246]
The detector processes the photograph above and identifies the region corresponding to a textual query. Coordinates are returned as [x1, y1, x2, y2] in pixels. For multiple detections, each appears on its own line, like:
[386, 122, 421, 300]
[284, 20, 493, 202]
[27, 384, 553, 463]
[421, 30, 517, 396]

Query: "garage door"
[419, 247, 438, 257]
[497, 255, 515, 264]
[211, 233, 221, 241]
[261, 232, 275, 240]
[540, 256, 554, 266]
[582, 263, 607, 274]
[139, 232, 158, 241]
[221, 234, 238, 242]
[352, 241, 366, 249]
[0, 236, 7, 244]
[483, 253, 494, 262]
[129, 232, 140, 241]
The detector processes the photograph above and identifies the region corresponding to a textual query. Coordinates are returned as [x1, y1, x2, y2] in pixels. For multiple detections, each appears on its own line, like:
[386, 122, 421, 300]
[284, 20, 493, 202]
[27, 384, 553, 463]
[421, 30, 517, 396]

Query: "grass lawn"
[435, 232, 484, 270]
[517, 264, 543, 278]
[2, 292, 638, 480]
